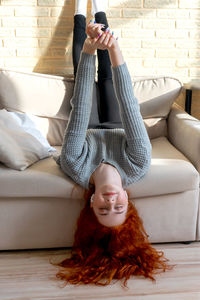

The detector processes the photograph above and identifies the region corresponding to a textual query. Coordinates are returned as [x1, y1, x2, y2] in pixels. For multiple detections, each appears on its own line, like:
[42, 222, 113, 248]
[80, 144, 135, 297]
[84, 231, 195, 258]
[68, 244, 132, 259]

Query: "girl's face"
[91, 184, 128, 227]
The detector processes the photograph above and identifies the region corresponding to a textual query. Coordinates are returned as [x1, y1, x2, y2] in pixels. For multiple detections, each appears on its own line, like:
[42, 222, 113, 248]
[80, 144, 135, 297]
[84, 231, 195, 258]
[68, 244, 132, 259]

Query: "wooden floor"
[0, 242, 200, 300]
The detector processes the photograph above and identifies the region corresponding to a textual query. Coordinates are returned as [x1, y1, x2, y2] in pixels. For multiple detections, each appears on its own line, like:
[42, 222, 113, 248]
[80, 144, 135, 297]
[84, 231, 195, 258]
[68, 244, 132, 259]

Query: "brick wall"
[0, 0, 200, 117]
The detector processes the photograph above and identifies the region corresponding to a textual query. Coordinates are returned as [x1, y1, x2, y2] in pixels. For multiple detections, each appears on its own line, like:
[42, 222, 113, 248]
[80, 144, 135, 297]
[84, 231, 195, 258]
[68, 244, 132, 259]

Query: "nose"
[105, 195, 116, 203]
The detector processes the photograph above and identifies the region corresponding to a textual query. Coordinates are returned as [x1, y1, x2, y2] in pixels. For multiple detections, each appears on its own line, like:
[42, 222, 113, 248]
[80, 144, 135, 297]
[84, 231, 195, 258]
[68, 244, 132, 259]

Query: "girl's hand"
[86, 20, 105, 38]
[82, 31, 118, 54]
[82, 36, 99, 55]
[96, 30, 118, 51]
[82, 27, 119, 56]
[96, 31, 124, 67]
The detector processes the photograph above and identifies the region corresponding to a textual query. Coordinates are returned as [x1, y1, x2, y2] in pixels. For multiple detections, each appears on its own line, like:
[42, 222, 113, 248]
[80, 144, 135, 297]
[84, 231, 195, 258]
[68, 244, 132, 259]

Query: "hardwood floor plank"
[0, 243, 200, 300]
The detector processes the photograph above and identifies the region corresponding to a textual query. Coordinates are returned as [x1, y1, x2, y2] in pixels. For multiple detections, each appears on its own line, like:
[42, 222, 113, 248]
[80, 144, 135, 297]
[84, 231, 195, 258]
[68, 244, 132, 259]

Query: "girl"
[55, 0, 170, 286]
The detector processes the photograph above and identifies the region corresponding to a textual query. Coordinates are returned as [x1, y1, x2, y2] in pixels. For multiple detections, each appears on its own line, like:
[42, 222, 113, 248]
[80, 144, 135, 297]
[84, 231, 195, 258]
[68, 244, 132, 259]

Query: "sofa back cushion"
[133, 77, 182, 119]
[0, 69, 182, 145]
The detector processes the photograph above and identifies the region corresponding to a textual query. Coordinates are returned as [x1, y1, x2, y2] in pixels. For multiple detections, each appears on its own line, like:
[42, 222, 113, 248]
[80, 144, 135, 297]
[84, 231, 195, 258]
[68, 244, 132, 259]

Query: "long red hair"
[56, 188, 171, 286]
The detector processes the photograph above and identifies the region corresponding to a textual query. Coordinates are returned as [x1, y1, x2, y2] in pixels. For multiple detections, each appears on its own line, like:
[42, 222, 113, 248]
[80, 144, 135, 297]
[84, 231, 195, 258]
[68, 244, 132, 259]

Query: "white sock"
[92, 0, 107, 15]
[74, 0, 88, 17]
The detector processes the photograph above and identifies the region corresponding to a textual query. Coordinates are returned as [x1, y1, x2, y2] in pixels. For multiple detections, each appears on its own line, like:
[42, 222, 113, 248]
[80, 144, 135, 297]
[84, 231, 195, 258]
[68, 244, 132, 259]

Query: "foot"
[74, 0, 88, 17]
[92, 0, 107, 16]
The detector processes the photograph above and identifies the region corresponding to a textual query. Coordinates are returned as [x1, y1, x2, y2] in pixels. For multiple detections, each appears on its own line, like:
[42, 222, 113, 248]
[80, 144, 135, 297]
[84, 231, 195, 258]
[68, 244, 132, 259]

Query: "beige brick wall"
[0, 0, 200, 118]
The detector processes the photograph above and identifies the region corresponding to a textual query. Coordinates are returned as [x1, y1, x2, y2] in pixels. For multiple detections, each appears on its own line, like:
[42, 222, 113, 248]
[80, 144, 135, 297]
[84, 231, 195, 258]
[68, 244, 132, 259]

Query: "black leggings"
[72, 12, 122, 128]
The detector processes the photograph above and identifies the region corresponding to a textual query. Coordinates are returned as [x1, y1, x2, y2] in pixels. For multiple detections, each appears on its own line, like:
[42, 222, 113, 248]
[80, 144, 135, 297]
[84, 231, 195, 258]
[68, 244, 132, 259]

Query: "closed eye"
[115, 210, 125, 214]
[115, 205, 123, 211]
[98, 210, 125, 216]
[98, 207, 109, 215]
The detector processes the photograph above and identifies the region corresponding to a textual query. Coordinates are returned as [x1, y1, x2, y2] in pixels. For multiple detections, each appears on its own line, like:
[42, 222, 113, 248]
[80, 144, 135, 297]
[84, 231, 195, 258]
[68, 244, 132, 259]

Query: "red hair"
[56, 189, 171, 286]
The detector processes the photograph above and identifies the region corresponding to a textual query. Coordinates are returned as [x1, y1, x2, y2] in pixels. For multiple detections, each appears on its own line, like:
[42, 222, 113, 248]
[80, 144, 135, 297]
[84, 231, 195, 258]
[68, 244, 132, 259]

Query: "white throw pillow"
[0, 109, 55, 170]
[1, 109, 55, 152]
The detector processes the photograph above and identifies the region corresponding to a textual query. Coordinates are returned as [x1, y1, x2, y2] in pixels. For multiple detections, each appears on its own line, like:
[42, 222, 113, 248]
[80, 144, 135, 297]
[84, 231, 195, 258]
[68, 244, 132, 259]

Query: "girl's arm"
[61, 47, 96, 161]
[91, 31, 151, 172]
[108, 39, 152, 171]
[60, 26, 110, 163]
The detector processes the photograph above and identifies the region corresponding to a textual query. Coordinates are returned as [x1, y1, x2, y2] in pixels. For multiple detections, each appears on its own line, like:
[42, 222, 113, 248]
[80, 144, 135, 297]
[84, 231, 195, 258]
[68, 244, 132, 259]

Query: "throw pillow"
[0, 109, 55, 170]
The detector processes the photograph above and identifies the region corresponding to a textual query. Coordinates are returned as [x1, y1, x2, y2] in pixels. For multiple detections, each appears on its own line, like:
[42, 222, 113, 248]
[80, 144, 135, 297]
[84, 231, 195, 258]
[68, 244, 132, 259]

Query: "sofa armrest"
[168, 104, 200, 174]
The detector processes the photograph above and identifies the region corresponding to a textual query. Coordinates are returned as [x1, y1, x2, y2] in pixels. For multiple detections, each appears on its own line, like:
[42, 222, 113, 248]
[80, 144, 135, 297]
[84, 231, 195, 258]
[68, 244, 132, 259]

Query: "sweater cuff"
[111, 62, 130, 81]
[75, 51, 96, 80]
[80, 51, 96, 66]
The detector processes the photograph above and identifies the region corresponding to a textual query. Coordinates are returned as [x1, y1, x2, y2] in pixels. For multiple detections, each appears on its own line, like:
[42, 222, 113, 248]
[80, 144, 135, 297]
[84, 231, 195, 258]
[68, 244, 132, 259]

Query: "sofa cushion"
[0, 137, 198, 199]
[0, 69, 182, 119]
[0, 109, 52, 171]
[0, 69, 100, 133]
[128, 137, 199, 198]
[133, 76, 182, 119]
[0, 126, 50, 171]
[21, 114, 168, 146]
[0, 69, 73, 118]
[0, 109, 54, 151]
[144, 118, 167, 140]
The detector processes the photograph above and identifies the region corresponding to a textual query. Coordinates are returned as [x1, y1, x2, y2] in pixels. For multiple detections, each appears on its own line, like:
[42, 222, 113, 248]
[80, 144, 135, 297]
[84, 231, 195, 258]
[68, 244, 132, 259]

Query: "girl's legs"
[95, 11, 122, 127]
[72, 7, 100, 128]
[72, 14, 87, 77]
[72, 1, 121, 128]
[73, 0, 89, 77]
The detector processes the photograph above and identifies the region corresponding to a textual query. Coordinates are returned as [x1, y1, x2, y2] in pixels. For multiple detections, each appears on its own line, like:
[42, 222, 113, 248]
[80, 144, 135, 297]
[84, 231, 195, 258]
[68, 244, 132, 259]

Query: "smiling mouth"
[103, 192, 117, 196]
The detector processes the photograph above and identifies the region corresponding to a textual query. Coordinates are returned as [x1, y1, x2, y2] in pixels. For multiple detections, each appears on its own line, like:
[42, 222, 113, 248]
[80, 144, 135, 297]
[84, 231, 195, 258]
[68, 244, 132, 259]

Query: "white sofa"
[0, 69, 199, 250]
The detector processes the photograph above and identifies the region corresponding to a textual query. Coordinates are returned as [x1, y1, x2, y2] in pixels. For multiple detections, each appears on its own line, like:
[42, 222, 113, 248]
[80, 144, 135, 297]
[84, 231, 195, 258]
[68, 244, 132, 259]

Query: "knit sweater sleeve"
[61, 51, 96, 161]
[112, 63, 152, 172]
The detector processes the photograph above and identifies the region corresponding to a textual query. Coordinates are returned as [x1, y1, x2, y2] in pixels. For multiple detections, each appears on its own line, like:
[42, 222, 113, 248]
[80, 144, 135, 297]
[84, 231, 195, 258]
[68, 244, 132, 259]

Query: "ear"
[90, 194, 94, 207]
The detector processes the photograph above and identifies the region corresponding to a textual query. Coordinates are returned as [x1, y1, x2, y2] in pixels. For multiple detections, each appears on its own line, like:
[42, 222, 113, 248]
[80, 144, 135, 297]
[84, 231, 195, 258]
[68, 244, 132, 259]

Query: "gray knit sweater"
[57, 52, 151, 189]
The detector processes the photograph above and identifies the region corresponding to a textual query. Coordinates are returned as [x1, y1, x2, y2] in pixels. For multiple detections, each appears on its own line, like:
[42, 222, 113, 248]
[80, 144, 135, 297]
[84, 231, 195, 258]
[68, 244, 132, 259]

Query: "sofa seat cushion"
[0, 146, 83, 199]
[0, 138, 198, 199]
[128, 137, 199, 198]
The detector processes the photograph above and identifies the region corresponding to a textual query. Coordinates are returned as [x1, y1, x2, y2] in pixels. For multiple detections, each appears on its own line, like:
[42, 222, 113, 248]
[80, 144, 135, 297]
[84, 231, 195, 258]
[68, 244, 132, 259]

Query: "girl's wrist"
[108, 42, 120, 54]
[82, 48, 96, 55]
[108, 44, 124, 67]
[82, 44, 96, 55]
